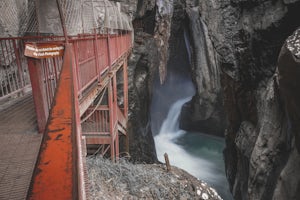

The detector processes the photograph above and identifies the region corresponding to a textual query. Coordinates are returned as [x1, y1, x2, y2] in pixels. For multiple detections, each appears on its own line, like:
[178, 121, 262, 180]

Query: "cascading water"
[154, 97, 214, 179]
[184, 28, 192, 64]
[151, 20, 232, 199]
[154, 98, 233, 199]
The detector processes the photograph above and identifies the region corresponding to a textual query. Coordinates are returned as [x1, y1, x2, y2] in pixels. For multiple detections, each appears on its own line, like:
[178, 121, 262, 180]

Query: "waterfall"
[184, 28, 192, 64]
[154, 97, 233, 199]
[154, 97, 216, 181]
[159, 97, 189, 135]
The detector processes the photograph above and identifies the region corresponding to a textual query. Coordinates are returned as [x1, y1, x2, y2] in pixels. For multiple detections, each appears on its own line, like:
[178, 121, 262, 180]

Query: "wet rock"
[179, 6, 226, 136]
[247, 79, 289, 200]
[272, 147, 300, 200]
[154, 0, 174, 83]
[194, 0, 300, 199]
[235, 121, 256, 159]
[127, 30, 159, 163]
[278, 28, 300, 153]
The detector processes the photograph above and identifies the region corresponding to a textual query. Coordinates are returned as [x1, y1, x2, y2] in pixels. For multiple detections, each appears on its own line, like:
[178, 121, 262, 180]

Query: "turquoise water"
[154, 98, 233, 200]
[176, 132, 233, 200]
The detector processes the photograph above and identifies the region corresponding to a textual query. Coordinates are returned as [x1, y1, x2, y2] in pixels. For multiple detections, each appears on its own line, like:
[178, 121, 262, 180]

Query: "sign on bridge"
[24, 43, 64, 59]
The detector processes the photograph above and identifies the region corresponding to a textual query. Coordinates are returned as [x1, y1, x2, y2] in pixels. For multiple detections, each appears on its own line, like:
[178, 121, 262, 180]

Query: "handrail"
[27, 44, 80, 200]
[25, 31, 132, 199]
[25, 32, 132, 133]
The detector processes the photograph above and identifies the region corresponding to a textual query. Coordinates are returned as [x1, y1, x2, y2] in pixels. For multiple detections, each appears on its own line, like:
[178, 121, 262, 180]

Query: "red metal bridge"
[0, 30, 132, 199]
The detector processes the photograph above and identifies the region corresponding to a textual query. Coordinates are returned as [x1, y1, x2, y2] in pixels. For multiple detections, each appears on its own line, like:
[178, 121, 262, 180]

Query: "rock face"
[192, 0, 300, 199]
[127, 30, 159, 163]
[122, 0, 226, 161]
[273, 29, 300, 200]
[110, 0, 159, 163]
[94, 1, 300, 199]
[154, 0, 173, 84]
[180, 5, 226, 136]
[278, 29, 300, 154]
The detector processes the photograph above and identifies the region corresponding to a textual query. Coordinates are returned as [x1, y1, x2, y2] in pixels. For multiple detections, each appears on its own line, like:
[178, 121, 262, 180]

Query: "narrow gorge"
[124, 0, 300, 199]
[1, 0, 299, 199]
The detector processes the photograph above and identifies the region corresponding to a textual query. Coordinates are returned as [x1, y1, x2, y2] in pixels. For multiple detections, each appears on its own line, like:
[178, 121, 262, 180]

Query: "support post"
[93, 29, 100, 81]
[108, 78, 115, 161]
[56, 0, 69, 43]
[123, 60, 129, 153]
[107, 29, 112, 69]
[164, 153, 171, 172]
[27, 58, 48, 133]
[112, 73, 118, 160]
[115, 130, 119, 161]
[12, 40, 25, 94]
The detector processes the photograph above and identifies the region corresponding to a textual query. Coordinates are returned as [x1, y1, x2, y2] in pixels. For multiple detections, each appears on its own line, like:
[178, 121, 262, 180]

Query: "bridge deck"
[0, 30, 131, 199]
[0, 94, 42, 200]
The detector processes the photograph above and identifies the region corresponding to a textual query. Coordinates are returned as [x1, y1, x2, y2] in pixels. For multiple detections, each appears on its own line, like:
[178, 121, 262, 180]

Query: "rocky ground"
[87, 156, 222, 200]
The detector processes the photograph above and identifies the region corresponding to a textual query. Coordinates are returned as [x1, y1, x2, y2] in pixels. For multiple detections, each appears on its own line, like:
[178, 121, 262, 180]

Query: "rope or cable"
[81, 87, 107, 123]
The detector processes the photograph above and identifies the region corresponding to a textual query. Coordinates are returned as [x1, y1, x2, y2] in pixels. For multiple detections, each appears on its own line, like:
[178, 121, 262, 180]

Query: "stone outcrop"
[278, 29, 300, 154]
[154, 0, 173, 84]
[127, 30, 159, 163]
[116, 0, 157, 163]
[191, 0, 300, 199]
[103, 1, 300, 199]
[180, 5, 226, 136]
[273, 28, 300, 200]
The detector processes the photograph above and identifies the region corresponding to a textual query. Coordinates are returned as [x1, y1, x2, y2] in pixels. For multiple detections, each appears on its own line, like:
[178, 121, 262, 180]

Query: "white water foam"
[154, 97, 216, 181]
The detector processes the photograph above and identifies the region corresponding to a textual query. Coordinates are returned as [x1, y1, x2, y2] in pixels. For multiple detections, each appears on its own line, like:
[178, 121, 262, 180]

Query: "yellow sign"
[24, 43, 64, 59]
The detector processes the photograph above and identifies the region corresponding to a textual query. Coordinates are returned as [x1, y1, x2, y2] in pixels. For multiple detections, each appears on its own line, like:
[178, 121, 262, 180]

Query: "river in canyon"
[153, 97, 233, 200]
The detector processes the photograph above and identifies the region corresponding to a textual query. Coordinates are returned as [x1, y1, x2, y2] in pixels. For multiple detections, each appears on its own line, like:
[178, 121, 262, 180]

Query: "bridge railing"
[25, 31, 132, 133]
[0, 36, 65, 103]
[26, 32, 131, 199]
[0, 38, 31, 101]
[72, 32, 131, 96]
[27, 43, 82, 200]
[81, 106, 110, 134]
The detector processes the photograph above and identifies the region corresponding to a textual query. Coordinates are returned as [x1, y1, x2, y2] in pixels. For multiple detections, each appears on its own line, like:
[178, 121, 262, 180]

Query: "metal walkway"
[0, 1, 133, 199]
[0, 94, 42, 200]
[0, 30, 131, 199]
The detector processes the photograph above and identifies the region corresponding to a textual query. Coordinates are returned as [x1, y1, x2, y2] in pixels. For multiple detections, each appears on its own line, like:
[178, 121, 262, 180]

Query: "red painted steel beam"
[122, 59, 129, 152]
[27, 44, 78, 200]
[108, 78, 115, 161]
[85, 137, 111, 145]
[82, 131, 110, 136]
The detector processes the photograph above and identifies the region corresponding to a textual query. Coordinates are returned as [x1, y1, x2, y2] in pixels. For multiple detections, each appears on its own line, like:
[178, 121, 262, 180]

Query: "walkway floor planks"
[0, 94, 42, 200]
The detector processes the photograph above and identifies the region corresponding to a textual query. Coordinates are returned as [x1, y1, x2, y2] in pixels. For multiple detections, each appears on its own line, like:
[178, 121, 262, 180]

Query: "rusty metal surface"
[27, 55, 63, 133]
[0, 36, 65, 102]
[24, 32, 131, 134]
[0, 28, 131, 200]
[27, 44, 78, 200]
[24, 31, 132, 198]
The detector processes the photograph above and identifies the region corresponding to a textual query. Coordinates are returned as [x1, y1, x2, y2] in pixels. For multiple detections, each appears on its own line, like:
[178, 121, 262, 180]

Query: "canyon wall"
[125, 0, 226, 163]
[126, 0, 300, 199]
[123, 0, 159, 163]
[7, 0, 299, 198]
[191, 0, 300, 199]
[180, 4, 226, 136]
